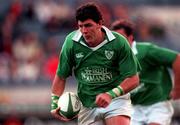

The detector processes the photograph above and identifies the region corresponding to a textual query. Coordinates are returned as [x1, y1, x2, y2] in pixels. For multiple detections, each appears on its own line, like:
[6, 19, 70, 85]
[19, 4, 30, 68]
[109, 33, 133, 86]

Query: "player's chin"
[84, 38, 93, 44]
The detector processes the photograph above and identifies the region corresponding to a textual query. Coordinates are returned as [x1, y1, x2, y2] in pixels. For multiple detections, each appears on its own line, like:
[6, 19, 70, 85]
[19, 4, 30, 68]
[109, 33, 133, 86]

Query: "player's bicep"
[118, 41, 139, 78]
[56, 39, 74, 78]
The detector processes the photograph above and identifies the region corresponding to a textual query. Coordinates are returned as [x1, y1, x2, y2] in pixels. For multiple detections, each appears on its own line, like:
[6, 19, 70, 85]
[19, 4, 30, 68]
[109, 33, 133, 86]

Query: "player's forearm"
[51, 75, 66, 111]
[106, 74, 139, 99]
[51, 75, 66, 96]
[119, 74, 139, 94]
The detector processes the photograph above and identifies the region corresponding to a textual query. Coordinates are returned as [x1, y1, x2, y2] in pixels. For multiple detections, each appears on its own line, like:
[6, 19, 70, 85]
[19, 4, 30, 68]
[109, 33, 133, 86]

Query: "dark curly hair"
[75, 3, 103, 23]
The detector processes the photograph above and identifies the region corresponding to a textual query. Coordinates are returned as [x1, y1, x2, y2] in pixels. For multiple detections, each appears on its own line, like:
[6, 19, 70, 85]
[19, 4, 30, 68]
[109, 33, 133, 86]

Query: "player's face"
[78, 19, 102, 46]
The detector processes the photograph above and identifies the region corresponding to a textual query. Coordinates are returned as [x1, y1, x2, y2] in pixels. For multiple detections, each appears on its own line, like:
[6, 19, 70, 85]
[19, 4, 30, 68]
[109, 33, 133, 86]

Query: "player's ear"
[97, 20, 103, 27]
[96, 20, 103, 30]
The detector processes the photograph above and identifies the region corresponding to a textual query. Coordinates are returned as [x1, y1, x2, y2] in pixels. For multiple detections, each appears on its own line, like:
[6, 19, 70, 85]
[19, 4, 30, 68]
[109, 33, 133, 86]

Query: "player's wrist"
[51, 93, 59, 111]
[106, 86, 124, 99]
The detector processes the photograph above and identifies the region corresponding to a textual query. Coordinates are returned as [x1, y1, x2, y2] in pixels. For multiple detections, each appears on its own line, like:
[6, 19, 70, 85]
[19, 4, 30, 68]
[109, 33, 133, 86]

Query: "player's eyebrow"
[79, 23, 93, 28]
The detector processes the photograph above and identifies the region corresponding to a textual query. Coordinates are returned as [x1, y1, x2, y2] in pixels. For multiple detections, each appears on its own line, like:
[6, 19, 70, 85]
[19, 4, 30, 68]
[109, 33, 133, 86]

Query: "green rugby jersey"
[57, 26, 140, 108]
[131, 42, 178, 105]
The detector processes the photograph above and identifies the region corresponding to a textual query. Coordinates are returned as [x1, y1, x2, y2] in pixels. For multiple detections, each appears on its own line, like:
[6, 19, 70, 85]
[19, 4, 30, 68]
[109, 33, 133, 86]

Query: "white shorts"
[131, 101, 174, 125]
[78, 93, 132, 125]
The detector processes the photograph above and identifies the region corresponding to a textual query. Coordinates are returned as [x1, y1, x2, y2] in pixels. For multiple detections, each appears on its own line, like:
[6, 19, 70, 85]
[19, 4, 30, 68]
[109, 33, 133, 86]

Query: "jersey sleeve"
[146, 44, 178, 67]
[56, 35, 74, 78]
[117, 35, 141, 79]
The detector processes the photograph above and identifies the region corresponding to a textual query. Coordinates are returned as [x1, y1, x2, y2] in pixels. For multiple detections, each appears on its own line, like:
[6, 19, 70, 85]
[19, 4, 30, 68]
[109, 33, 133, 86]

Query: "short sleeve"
[117, 36, 140, 79]
[56, 36, 74, 78]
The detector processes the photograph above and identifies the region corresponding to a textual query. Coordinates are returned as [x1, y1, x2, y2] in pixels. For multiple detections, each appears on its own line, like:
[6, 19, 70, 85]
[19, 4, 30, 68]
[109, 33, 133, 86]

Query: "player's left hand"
[95, 93, 112, 108]
[51, 107, 72, 121]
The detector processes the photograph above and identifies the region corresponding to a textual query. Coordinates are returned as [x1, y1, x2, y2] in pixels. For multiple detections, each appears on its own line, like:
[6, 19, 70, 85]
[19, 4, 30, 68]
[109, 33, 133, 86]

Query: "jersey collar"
[132, 41, 138, 55]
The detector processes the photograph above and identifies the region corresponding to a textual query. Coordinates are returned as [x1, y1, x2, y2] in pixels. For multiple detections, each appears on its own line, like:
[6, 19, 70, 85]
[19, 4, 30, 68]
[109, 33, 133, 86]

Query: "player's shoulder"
[63, 30, 79, 46]
[137, 41, 153, 46]
[135, 42, 158, 55]
[65, 30, 77, 40]
[112, 31, 127, 40]
[61, 31, 78, 50]
[111, 31, 129, 46]
[136, 42, 156, 49]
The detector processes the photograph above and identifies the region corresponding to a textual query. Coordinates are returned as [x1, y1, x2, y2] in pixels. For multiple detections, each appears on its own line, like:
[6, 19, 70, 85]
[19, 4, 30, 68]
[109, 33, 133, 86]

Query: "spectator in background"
[1, 14, 14, 55]
[111, 19, 180, 125]
[43, 36, 59, 80]
[12, 32, 43, 83]
[0, 0, 23, 56]
[8, 0, 23, 21]
[34, 0, 73, 32]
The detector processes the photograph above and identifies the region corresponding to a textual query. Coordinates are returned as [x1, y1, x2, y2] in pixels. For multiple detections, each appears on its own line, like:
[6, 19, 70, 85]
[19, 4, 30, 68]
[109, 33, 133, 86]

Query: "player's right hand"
[51, 107, 71, 121]
[95, 93, 112, 108]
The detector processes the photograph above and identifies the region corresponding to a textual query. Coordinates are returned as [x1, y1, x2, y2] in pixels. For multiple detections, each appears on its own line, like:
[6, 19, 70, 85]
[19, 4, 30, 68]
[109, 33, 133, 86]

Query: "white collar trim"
[72, 29, 82, 42]
[132, 41, 138, 55]
[80, 39, 109, 51]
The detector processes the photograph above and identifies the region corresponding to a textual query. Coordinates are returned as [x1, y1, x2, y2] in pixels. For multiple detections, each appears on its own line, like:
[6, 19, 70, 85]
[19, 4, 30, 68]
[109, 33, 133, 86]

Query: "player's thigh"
[147, 101, 174, 125]
[131, 105, 147, 125]
[104, 94, 132, 125]
[78, 107, 95, 125]
[78, 106, 104, 125]
[105, 115, 130, 125]
[104, 93, 132, 118]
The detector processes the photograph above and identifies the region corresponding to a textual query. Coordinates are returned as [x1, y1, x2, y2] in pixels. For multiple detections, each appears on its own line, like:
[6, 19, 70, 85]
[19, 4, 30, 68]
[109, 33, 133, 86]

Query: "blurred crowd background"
[0, 0, 180, 125]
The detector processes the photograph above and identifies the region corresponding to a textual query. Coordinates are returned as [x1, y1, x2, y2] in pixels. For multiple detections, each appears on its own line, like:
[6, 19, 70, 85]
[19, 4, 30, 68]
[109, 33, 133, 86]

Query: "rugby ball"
[58, 92, 81, 119]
